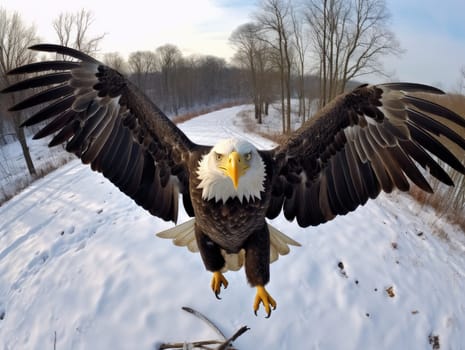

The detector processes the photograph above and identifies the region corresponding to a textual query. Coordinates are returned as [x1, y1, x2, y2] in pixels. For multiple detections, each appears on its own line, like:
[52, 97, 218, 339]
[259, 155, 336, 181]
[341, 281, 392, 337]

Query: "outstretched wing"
[2, 44, 204, 223]
[265, 83, 465, 227]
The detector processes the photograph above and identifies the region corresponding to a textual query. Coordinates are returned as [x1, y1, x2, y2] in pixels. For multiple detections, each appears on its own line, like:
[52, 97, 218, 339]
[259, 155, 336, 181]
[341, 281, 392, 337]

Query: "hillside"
[1, 106, 465, 349]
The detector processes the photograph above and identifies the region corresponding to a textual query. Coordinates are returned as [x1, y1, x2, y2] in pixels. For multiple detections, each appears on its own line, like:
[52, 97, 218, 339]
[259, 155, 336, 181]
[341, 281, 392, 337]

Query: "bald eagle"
[3, 44, 465, 317]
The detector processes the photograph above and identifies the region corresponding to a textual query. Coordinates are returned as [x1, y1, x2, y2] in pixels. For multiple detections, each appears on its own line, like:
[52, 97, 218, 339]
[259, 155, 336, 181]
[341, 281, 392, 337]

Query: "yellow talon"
[253, 285, 277, 318]
[211, 271, 228, 299]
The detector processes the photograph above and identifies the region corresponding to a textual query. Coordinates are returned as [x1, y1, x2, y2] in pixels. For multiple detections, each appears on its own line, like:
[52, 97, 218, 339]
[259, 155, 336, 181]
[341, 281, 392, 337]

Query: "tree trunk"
[14, 113, 36, 176]
[321, 0, 328, 107]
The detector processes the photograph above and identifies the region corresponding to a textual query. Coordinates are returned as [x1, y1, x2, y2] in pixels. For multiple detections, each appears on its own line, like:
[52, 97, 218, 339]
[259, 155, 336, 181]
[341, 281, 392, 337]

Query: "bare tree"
[53, 9, 105, 55]
[230, 22, 273, 123]
[156, 44, 183, 114]
[255, 0, 294, 133]
[306, 0, 348, 106]
[103, 52, 128, 73]
[0, 8, 38, 175]
[305, 0, 402, 106]
[128, 50, 158, 90]
[290, 5, 309, 124]
[197, 55, 227, 105]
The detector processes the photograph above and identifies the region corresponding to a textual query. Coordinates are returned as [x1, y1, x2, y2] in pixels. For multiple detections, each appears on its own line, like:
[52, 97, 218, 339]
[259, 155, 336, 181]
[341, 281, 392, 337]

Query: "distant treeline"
[127, 58, 250, 117]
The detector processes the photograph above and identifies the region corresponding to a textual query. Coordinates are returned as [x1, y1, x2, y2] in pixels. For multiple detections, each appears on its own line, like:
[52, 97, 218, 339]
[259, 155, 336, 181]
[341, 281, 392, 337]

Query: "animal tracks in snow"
[27, 251, 49, 270]
[0, 163, 125, 302]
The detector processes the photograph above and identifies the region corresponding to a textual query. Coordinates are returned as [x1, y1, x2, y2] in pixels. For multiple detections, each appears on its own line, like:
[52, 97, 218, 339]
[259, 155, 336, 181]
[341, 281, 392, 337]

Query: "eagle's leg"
[244, 225, 276, 317]
[194, 225, 228, 299]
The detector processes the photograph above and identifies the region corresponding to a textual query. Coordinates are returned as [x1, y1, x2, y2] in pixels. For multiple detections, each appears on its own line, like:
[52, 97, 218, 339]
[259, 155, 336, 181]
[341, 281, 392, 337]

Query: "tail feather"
[157, 219, 199, 250]
[156, 219, 300, 272]
[221, 250, 245, 272]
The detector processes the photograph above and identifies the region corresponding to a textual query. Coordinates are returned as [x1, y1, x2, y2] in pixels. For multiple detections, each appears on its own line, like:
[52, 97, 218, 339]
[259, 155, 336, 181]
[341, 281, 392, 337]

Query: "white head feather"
[196, 138, 266, 203]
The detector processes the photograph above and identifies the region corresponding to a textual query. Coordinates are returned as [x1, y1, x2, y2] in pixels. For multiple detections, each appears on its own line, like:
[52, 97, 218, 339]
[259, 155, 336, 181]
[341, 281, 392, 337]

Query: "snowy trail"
[176, 105, 275, 149]
[1, 106, 465, 349]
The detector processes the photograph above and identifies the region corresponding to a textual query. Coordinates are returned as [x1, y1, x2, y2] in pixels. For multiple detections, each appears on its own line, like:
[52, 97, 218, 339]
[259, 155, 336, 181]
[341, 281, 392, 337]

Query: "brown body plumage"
[3, 44, 465, 317]
[190, 151, 275, 288]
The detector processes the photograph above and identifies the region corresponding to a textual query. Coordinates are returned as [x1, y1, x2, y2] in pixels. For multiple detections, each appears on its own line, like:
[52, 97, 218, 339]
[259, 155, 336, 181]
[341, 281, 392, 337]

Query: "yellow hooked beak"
[225, 151, 249, 189]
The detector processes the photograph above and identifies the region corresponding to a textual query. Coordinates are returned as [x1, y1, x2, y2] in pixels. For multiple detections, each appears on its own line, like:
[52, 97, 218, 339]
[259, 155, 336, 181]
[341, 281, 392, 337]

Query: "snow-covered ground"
[233, 99, 320, 136]
[0, 136, 74, 203]
[1, 105, 465, 349]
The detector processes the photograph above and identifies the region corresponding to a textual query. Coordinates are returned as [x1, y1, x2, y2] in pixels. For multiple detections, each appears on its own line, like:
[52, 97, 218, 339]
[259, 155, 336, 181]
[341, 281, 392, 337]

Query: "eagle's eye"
[215, 152, 223, 162]
[244, 152, 252, 161]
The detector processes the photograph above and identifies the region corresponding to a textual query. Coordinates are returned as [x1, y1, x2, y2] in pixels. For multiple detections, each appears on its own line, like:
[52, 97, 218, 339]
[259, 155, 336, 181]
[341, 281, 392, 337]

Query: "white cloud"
[1, 0, 249, 59]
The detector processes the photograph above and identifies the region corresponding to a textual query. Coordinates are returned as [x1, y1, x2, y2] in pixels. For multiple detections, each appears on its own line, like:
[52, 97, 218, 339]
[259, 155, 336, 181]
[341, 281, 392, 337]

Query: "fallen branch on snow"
[158, 306, 249, 350]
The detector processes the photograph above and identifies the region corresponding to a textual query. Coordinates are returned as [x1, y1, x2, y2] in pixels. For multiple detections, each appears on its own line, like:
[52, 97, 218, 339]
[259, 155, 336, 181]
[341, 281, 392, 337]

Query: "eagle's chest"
[192, 188, 268, 252]
[188, 151, 272, 251]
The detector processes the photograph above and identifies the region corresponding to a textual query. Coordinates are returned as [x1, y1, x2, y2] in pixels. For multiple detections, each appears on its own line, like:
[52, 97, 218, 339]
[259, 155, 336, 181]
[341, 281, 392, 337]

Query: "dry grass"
[414, 93, 465, 158]
[409, 187, 462, 236]
[408, 93, 465, 233]
[236, 109, 288, 145]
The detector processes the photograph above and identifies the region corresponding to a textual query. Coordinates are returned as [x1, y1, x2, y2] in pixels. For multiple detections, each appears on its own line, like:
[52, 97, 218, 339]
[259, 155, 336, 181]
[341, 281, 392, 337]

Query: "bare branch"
[255, 0, 294, 133]
[158, 307, 249, 350]
[52, 9, 105, 56]
[102, 52, 128, 73]
[181, 306, 226, 340]
[230, 22, 274, 123]
[305, 0, 403, 103]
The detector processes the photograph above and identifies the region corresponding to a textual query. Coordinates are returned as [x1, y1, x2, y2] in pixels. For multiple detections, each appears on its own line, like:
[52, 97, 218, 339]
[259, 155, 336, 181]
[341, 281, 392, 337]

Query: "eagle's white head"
[196, 138, 266, 203]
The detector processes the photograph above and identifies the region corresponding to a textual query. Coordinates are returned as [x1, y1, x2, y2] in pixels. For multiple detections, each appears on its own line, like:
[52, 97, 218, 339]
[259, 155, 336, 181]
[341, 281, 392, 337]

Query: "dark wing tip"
[28, 43, 100, 64]
[1, 85, 15, 94]
[381, 82, 445, 95]
[7, 61, 81, 76]
[20, 116, 40, 127]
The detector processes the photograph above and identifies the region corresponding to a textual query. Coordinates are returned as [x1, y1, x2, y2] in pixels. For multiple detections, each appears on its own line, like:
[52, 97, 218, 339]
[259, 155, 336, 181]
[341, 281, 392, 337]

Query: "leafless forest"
[1, 0, 465, 225]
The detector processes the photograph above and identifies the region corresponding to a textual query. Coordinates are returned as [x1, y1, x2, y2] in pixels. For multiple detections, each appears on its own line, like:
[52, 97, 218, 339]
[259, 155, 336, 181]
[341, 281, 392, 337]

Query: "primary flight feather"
[3, 44, 465, 317]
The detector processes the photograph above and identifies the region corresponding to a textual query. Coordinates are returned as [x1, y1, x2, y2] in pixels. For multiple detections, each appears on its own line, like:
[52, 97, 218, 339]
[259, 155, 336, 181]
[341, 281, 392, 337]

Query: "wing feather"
[377, 147, 410, 191]
[7, 60, 81, 75]
[331, 153, 352, 214]
[49, 120, 78, 147]
[1, 44, 201, 223]
[408, 123, 465, 173]
[344, 141, 366, 203]
[90, 116, 120, 172]
[369, 152, 393, 193]
[33, 110, 75, 139]
[267, 83, 465, 227]
[3, 73, 72, 93]
[22, 94, 75, 126]
[9, 84, 75, 111]
[337, 148, 359, 210]
[80, 108, 115, 164]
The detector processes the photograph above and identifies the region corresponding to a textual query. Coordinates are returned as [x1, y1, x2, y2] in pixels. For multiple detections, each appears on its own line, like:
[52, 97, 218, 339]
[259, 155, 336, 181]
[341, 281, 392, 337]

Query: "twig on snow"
[158, 306, 249, 350]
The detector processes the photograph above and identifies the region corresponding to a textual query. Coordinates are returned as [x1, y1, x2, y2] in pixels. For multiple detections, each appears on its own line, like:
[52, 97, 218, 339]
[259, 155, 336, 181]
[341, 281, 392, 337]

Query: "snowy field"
[1, 106, 465, 349]
[0, 136, 74, 203]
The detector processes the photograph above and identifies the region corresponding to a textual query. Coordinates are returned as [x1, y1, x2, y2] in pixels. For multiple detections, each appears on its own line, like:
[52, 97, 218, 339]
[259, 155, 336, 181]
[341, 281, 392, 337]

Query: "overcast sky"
[2, 0, 465, 91]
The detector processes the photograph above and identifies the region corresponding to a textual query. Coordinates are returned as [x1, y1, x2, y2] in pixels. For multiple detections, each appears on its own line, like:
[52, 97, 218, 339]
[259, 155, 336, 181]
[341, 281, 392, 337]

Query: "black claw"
[215, 292, 221, 300]
[254, 309, 272, 318]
